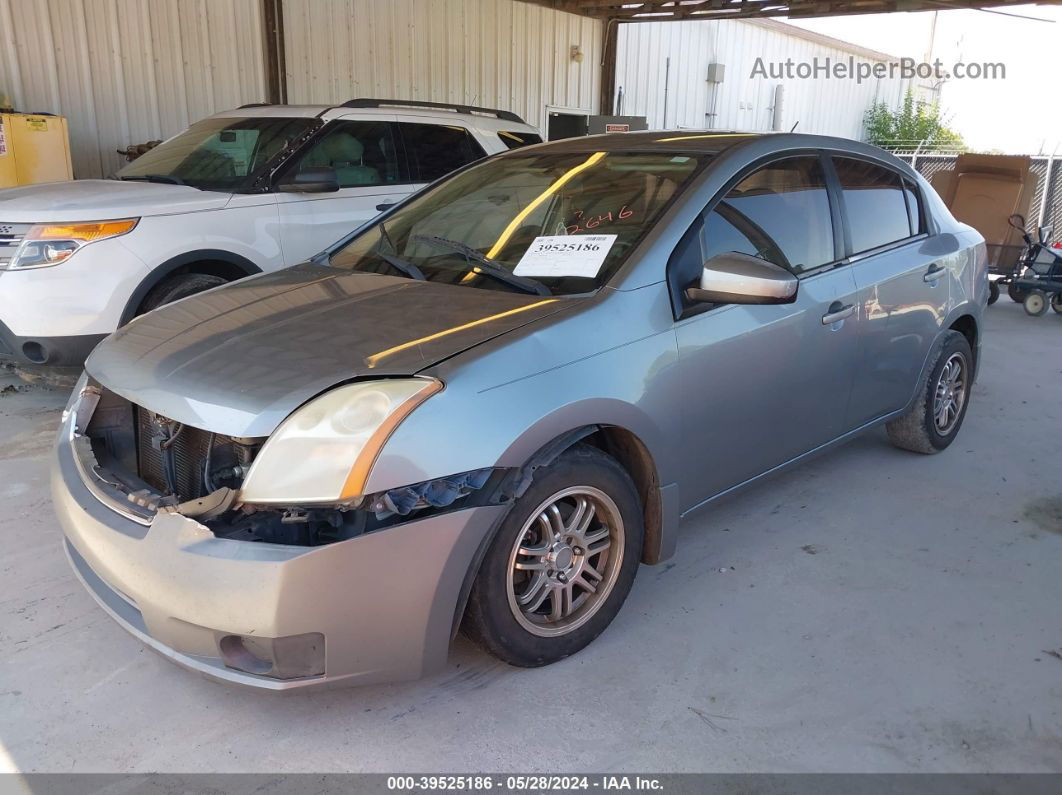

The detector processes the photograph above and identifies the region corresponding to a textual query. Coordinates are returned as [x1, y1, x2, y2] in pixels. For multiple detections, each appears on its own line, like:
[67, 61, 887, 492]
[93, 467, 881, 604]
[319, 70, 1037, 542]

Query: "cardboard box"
[929, 154, 1036, 252]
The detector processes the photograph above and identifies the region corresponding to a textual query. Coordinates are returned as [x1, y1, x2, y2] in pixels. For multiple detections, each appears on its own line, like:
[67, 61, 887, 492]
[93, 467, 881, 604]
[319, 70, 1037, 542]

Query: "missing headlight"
[366, 468, 493, 519]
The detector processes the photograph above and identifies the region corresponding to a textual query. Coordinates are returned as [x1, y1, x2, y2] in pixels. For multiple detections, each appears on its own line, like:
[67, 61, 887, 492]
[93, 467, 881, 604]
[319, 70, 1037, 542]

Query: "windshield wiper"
[118, 174, 187, 186]
[412, 234, 550, 296]
[375, 222, 425, 280]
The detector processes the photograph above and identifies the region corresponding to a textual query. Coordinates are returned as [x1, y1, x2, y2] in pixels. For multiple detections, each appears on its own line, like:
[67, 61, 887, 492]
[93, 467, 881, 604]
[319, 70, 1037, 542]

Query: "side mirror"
[686, 252, 798, 306]
[277, 166, 340, 194]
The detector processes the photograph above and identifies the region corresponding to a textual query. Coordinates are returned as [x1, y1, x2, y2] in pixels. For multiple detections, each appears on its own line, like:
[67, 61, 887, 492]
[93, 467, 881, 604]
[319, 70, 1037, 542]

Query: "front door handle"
[822, 302, 855, 325]
[924, 264, 946, 283]
[376, 202, 396, 212]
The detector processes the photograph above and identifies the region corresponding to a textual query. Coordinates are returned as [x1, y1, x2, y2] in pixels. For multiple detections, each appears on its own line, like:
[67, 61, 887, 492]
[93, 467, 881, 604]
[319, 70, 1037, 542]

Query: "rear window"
[833, 157, 914, 253]
[399, 123, 486, 182]
[498, 130, 544, 150]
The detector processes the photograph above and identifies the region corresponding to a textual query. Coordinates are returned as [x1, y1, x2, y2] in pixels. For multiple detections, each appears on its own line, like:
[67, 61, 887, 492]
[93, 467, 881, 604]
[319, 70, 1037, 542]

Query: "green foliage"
[864, 91, 965, 152]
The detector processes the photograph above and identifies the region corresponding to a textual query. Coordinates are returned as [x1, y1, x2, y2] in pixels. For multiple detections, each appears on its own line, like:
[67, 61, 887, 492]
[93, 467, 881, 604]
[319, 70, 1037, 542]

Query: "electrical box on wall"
[0, 113, 74, 188]
[706, 63, 726, 84]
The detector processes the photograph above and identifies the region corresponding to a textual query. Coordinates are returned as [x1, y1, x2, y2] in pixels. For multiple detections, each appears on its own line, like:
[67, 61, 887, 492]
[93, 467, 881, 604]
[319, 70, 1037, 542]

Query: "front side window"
[288, 120, 400, 188]
[702, 156, 835, 275]
[833, 157, 914, 253]
[329, 151, 707, 296]
[117, 117, 315, 191]
[400, 123, 487, 182]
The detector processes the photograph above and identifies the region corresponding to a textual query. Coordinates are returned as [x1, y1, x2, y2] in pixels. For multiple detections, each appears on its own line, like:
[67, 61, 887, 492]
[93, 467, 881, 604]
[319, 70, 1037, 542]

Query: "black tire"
[987, 281, 999, 305]
[1024, 289, 1048, 317]
[137, 272, 229, 315]
[463, 444, 643, 667]
[1008, 282, 1028, 303]
[1050, 293, 1062, 315]
[885, 330, 973, 455]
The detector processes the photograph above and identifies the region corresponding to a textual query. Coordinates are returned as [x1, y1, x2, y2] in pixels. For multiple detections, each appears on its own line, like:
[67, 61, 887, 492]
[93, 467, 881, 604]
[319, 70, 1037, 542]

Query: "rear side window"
[702, 156, 835, 275]
[498, 130, 544, 150]
[833, 157, 915, 253]
[399, 123, 486, 182]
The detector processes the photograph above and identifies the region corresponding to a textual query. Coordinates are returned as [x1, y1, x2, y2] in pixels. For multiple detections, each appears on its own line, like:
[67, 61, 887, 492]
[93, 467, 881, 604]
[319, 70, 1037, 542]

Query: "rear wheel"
[1008, 282, 1028, 303]
[987, 281, 999, 305]
[138, 272, 229, 315]
[1024, 290, 1048, 317]
[1051, 293, 1062, 314]
[463, 444, 643, 667]
[886, 330, 972, 455]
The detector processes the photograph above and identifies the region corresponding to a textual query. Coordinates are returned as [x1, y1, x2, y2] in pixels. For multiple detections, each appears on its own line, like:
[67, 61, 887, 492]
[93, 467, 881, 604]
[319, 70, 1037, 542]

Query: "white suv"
[0, 99, 542, 369]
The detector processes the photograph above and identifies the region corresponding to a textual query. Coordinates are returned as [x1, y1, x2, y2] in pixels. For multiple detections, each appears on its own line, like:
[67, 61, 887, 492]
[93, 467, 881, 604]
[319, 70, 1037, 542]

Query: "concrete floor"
[1, 298, 1060, 774]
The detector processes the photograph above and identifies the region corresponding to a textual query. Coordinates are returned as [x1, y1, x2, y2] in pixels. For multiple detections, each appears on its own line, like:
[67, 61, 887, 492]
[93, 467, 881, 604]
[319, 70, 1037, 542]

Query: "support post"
[262, 0, 287, 105]
[599, 18, 618, 116]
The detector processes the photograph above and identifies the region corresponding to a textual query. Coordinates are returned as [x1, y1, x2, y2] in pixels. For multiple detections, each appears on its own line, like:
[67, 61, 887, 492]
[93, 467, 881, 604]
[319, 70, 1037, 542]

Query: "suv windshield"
[329, 151, 707, 295]
[116, 117, 316, 191]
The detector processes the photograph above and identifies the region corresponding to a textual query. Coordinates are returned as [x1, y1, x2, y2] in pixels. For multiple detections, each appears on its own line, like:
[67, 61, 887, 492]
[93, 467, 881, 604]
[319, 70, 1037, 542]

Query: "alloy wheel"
[505, 486, 625, 638]
[933, 352, 967, 435]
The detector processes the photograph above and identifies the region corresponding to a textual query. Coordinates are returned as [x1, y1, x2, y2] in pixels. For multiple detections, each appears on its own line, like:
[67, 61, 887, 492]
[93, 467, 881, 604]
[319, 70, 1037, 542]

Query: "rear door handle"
[924, 264, 946, 282]
[822, 302, 855, 325]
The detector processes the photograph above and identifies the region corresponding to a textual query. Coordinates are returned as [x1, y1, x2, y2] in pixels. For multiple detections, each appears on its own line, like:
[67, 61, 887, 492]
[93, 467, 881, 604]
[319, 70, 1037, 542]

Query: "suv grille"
[0, 222, 30, 268]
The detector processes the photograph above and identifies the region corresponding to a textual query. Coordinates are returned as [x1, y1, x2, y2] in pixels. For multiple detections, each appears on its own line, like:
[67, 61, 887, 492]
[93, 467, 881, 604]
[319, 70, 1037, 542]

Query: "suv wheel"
[138, 272, 229, 315]
[463, 444, 643, 667]
[886, 330, 972, 454]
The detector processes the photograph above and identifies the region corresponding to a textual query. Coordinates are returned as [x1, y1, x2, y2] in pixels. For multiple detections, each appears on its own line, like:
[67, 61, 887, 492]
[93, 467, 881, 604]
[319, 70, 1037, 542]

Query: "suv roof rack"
[340, 98, 525, 124]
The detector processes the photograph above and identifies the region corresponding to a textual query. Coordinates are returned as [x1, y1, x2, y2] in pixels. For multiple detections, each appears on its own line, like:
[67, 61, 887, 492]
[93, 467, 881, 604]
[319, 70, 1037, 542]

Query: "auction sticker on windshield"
[513, 234, 617, 278]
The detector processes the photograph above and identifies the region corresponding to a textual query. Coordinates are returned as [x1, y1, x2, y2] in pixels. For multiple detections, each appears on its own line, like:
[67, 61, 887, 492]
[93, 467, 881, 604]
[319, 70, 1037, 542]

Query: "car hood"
[0, 180, 231, 222]
[86, 264, 573, 437]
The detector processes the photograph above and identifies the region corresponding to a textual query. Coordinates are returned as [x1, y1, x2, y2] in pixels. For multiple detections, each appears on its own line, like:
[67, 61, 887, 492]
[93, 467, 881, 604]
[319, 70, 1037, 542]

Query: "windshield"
[116, 117, 316, 191]
[328, 151, 707, 295]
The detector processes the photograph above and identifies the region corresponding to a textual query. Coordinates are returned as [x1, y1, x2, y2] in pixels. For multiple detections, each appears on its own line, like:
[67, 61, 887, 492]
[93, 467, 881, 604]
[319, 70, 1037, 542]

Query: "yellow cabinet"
[0, 113, 74, 188]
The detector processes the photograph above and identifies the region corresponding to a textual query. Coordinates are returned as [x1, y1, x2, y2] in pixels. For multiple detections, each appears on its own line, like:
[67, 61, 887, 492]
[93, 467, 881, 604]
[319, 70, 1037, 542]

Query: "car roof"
[512, 130, 906, 162]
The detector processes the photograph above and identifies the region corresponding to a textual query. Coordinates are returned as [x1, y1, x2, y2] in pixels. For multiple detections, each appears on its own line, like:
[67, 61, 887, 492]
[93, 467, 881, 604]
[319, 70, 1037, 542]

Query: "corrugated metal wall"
[615, 19, 910, 139]
[0, 0, 267, 179]
[282, 0, 601, 134]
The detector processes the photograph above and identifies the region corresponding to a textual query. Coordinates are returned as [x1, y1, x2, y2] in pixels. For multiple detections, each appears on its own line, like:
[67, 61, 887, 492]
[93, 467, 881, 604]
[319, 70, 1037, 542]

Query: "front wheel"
[987, 281, 999, 305]
[1051, 293, 1062, 314]
[137, 272, 229, 315]
[886, 330, 972, 455]
[1008, 282, 1028, 303]
[1024, 290, 1048, 317]
[463, 444, 643, 667]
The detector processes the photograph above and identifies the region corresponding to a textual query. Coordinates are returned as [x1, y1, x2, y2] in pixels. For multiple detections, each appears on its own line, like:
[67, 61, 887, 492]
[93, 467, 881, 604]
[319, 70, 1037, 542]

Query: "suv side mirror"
[686, 252, 798, 306]
[278, 166, 340, 194]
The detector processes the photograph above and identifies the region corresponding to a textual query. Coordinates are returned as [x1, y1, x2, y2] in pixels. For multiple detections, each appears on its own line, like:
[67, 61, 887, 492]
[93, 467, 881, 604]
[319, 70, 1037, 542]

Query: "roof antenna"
[790, 121, 799, 133]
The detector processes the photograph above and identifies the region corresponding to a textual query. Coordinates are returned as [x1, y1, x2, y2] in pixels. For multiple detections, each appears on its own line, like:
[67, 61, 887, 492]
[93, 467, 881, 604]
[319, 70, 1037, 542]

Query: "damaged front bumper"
[52, 408, 506, 690]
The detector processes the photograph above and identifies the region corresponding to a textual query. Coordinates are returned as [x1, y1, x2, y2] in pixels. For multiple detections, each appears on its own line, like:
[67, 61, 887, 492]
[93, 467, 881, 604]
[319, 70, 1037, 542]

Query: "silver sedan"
[53, 132, 987, 688]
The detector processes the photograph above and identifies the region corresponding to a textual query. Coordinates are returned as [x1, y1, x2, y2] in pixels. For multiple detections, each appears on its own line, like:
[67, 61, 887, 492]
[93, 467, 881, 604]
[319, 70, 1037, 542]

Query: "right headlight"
[8, 219, 139, 270]
[239, 378, 442, 506]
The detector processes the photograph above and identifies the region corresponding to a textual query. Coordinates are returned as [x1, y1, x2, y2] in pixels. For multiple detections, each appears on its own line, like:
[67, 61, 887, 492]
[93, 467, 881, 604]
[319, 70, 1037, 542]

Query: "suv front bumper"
[52, 411, 506, 690]
[0, 236, 148, 366]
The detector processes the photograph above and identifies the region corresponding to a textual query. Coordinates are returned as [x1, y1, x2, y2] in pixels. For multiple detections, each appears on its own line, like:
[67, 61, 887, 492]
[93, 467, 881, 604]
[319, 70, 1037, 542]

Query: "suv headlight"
[239, 378, 442, 506]
[8, 218, 139, 270]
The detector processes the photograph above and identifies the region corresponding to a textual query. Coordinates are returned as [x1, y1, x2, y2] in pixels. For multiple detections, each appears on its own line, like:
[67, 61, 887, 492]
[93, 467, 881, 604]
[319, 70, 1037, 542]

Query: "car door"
[673, 154, 862, 507]
[829, 156, 949, 427]
[275, 116, 413, 264]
